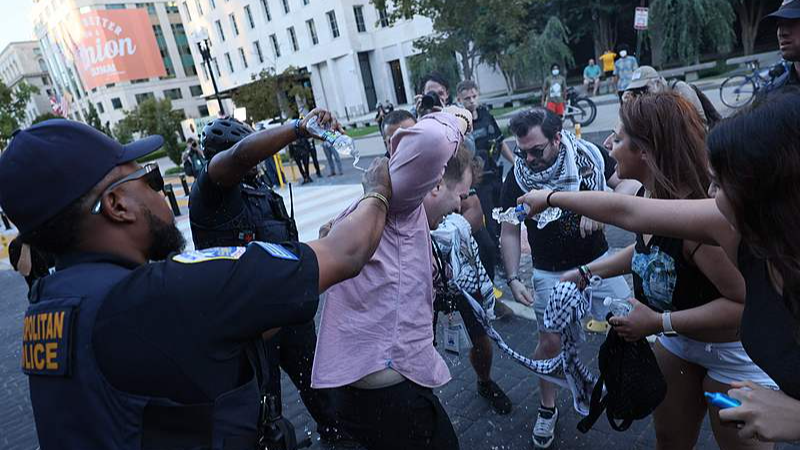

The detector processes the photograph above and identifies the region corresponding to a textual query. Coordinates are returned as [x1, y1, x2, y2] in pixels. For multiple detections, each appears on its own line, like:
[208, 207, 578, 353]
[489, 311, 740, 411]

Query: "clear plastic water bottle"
[492, 204, 531, 225]
[305, 116, 365, 171]
[603, 297, 633, 317]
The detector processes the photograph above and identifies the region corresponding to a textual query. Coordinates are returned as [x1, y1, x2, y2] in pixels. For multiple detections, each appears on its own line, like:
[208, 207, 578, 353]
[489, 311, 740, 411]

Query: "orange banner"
[71, 9, 166, 91]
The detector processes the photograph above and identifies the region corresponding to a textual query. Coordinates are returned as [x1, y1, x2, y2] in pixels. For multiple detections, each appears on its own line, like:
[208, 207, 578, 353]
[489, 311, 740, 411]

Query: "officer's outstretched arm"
[209, 108, 341, 188]
[308, 157, 391, 292]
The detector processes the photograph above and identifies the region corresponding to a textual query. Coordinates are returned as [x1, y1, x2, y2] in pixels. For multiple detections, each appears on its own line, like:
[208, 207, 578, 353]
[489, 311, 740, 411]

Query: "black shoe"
[478, 380, 512, 415]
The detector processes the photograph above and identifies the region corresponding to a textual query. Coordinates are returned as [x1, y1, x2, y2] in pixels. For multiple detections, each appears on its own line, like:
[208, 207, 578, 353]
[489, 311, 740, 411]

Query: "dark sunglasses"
[91, 163, 164, 214]
[513, 141, 551, 160]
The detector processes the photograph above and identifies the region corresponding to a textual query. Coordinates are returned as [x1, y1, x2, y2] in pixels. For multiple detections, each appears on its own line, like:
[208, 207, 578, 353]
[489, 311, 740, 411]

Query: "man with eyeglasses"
[499, 108, 630, 449]
[0, 119, 392, 450]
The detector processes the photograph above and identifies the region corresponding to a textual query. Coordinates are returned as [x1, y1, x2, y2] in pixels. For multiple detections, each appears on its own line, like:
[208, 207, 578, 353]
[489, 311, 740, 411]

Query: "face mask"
[620, 51, 628, 58]
[552, 69, 560, 76]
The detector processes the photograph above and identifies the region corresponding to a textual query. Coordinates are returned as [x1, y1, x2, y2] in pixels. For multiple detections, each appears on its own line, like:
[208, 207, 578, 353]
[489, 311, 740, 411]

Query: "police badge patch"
[172, 247, 247, 264]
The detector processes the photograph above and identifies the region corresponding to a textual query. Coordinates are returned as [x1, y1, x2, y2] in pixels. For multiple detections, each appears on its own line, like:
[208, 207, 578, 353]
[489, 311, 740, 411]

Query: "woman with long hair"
[561, 92, 774, 450]
[519, 91, 800, 443]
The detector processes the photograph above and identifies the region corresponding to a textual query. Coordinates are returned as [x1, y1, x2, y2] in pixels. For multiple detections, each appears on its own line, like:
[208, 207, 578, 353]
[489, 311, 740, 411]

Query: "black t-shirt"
[500, 146, 616, 272]
[92, 242, 319, 403]
[189, 168, 246, 229]
[738, 242, 800, 399]
[471, 106, 504, 170]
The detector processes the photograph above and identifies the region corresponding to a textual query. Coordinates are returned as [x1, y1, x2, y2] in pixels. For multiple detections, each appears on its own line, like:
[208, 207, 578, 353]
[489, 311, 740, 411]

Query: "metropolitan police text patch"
[251, 242, 299, 261]
[172, 247, 247, 264]
[21, 305, 75, 376]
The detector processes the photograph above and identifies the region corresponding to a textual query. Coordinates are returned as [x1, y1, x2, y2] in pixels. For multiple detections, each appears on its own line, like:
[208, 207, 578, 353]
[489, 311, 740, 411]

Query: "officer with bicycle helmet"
[189, 110, 346, 446]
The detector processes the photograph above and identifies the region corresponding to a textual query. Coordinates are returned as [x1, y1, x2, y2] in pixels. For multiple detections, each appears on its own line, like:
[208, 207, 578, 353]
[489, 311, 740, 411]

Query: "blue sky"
[0, 1, 35, 51]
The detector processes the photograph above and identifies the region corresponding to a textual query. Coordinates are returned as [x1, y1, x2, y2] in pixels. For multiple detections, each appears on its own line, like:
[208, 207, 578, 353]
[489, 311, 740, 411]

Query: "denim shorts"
[658, 334, 778, 388]
[531, 252, 631, 332]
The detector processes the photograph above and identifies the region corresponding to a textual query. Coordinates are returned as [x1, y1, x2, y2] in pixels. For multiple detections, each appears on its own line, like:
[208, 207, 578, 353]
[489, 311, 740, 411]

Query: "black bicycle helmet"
[200, 117, 254, 160]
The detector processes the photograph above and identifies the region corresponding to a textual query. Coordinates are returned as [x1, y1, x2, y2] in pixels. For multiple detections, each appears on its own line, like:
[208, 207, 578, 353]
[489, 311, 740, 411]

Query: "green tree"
[553, 0, 639, 57]
[649, 0, 736, 66]
[84, 103, 112, 136]
[232, 66, 314, 121]
[31, 112, 62, 125]
[406, 45, 460, 94]
[115, 98, 185, 164]
[731, 0, 781, 55]
[0, 81, 39, 148]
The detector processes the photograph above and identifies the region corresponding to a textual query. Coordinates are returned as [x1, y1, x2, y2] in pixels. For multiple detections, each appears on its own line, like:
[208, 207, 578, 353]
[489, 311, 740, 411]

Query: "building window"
[260, 0, 271, 21]
[212, 58, 221, 77]
[230, 13, 239, 36]
[135, 92, 155, 104]
[194, 0, 203, 16]
[281, 0, 290, 13]
[378, 7, 390, 27]
[306, 19, 318, 45]
[238, 47, 248, 68]
[354, 6, 366, 33]
[200, 63, 209, 80]
[171, 23, 197, 76]
[136, 2, 157, 15]
[224, 52, 234, 72]
[287, 27, 298, 52]
[164, 88, 183, 100]
[182, 1, 192, 21]
[253, 40, 264, 63]
[41, 75, 49, 85]
[165, 1, 180, 13]
[326, 10, 340, 38]
[152, 25, 176, 77]
[190, 85, 203, 96]
[244, 5, 255, 28]
[209, 0, 215, 8]
[199, 105, 209, 116]
[302, 0, 309, 4]
[269, 34, 280, 58]
[215, 20, 226, 41]
[96, 102, 105, 113]
[107, 3, 126, 9]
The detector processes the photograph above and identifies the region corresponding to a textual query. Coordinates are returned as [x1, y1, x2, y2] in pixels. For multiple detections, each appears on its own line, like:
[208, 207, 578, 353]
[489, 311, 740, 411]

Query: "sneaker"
[532, 405, 559, 448]
[477, 380, 512, 415]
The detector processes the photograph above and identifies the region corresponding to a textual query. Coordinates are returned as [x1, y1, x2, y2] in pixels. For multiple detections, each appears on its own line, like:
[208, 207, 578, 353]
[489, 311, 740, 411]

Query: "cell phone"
[704, 392, 741, 409]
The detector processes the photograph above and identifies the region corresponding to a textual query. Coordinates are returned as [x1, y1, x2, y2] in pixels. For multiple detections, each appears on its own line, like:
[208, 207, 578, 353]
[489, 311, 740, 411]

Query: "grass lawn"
[490, 105, 525, 117]
[346, 125, 380, 138]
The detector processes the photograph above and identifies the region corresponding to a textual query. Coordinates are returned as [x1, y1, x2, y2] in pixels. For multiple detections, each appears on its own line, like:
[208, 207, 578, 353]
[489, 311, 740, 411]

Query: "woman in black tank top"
[563, 93, 772, 450]
[519, 91, 800, 442]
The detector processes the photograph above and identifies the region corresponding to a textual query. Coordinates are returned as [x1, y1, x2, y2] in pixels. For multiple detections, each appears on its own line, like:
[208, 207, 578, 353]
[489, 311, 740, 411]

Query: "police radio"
[257, 393, 311, 450]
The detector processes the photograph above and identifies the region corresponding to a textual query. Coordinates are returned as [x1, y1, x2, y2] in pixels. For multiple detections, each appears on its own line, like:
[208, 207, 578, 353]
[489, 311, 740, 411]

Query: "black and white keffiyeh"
[432, 213, 599, 415]
[513, 130, 607, 228]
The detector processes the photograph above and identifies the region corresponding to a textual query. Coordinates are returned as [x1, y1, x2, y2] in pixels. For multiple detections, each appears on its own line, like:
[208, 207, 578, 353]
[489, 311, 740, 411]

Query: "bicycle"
[563, 87, 597, 127]
[719, 61, 786, 108]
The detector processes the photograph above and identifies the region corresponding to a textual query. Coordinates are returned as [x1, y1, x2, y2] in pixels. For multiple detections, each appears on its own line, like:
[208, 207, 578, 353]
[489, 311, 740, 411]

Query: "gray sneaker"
[532, 405, 559, 448]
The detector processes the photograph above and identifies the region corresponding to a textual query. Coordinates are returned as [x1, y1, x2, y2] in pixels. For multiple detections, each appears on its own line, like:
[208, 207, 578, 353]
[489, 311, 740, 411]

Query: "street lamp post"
[196, 38, 225, 115]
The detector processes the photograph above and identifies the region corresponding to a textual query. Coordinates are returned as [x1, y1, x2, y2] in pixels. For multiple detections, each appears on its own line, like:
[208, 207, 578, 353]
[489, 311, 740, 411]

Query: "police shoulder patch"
[251, 241, 299, 261]
[172, 247, 247, 264]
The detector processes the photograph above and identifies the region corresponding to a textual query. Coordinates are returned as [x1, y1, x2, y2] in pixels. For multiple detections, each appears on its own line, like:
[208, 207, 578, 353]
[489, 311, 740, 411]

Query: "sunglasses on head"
[513, 141, 551, 160]
[91, 163, 164, 214]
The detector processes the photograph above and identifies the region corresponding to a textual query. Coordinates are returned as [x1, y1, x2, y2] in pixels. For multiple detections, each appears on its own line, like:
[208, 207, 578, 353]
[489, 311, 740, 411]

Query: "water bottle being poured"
[603, 297, 633, 317]
[305, 116, 366, 172]
[491, 204, 563, 229]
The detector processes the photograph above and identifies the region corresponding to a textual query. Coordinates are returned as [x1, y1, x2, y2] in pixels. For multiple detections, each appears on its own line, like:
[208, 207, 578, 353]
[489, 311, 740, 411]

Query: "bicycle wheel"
[720, 75, 757, 109]
[567, 97, 597, 127]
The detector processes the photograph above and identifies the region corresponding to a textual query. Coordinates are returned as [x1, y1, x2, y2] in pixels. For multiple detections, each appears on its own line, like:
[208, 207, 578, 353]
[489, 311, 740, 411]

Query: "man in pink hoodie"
[312, 110, 470, 450]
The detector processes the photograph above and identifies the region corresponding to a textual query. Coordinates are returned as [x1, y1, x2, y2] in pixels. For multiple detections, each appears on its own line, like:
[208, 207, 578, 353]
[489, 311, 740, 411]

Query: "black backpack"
[670, 80, 722, 128]
[577, 327, 667, 433]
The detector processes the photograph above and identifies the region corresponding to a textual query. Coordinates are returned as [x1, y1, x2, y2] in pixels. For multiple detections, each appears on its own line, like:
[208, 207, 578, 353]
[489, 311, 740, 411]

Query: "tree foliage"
[31, 112, 62, 125]
[0, 81, 39, 148]
[232, 66, 314, 122]
[84, 103, 112, 136]
[113, 98, 184, 164]
[731, 0, 781, 55]
[649, 0, 736, 65]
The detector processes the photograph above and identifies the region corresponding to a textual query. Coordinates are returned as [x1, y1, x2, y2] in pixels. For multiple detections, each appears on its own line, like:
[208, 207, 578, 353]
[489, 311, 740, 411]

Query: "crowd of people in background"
[3, 2, 800, 450]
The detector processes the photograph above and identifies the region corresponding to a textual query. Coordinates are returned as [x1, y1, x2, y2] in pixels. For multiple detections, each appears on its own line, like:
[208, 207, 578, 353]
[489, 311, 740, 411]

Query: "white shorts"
[658, 334, 778, 388]
[531, 252, 631, 332]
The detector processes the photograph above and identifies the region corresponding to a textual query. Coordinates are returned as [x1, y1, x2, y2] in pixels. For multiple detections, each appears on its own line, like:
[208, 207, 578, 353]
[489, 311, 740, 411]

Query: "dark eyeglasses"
[513, 141, 551, 160]
[91, 163, 164, 214]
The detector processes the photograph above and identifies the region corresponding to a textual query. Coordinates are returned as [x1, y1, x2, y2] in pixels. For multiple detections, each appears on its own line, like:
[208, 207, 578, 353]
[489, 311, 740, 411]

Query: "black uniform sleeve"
[500, 170, 525, 210]
[489, 114, 504, 141]
[161, 242, 320, 343]
[188, 167, 245, 228]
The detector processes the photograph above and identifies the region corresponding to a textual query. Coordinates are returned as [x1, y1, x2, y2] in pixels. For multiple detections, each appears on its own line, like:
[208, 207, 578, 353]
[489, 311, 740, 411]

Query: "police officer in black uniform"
[188, 113, 340, 444]
[0, 119, 391, 450]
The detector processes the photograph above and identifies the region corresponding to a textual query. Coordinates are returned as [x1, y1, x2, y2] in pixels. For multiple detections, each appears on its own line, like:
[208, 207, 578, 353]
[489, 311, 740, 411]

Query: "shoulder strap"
[577, 373, 607, 433]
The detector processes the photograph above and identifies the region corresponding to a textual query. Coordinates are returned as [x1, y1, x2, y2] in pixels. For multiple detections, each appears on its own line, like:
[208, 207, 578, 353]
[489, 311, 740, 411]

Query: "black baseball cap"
[0, 119, 163, 235]
[766, 0, 800, 20]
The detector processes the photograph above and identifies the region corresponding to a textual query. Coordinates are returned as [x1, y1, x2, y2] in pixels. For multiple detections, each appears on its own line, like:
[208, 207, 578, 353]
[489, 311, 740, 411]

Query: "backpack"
[670, 79, 722, 128]
[577, 327, 667, 433]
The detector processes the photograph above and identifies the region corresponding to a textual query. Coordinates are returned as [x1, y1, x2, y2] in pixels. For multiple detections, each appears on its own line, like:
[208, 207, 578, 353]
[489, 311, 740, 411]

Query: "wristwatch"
[662, 311, 678, 336]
